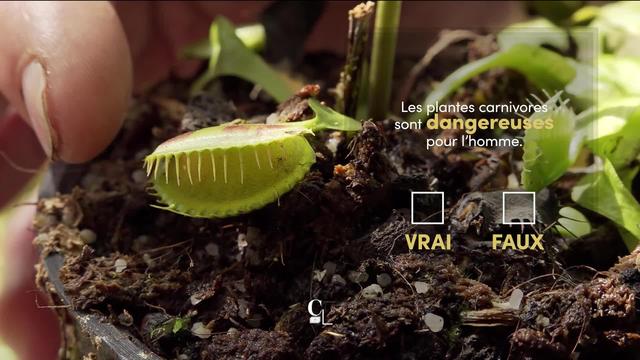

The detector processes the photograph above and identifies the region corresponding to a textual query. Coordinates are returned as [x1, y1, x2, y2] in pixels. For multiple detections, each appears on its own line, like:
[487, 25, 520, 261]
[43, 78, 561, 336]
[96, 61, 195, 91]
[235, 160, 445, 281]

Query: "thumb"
[0, 2, 132, 163]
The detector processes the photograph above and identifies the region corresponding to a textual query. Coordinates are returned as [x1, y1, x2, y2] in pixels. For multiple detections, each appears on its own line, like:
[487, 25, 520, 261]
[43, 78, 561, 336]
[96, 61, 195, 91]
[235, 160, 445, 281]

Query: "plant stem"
[335, 1, 375, 117]
[368, 1, 401, 120]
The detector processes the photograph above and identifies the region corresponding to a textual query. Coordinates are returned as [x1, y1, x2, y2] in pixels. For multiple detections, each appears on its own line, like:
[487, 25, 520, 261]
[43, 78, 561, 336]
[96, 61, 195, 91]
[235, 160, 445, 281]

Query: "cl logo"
[307, 299, 332, 325]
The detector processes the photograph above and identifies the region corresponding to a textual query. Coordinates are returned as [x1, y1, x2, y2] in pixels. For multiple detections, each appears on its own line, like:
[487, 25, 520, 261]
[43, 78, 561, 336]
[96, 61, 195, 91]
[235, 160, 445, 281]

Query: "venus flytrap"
[144, 99, 361, 218]
[572, 159, 640, 250]
[190, 16, 299, 101]
[522, 92, 581, 192]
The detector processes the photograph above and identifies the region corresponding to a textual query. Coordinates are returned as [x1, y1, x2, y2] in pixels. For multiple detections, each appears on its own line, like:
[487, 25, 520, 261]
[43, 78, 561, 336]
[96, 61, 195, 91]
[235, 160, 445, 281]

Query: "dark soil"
[35, 36, 639, 360]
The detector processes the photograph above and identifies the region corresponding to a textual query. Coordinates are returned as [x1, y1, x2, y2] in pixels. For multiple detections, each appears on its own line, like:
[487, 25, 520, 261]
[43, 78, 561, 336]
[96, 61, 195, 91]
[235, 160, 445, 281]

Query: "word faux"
[492, 234, 544, 250]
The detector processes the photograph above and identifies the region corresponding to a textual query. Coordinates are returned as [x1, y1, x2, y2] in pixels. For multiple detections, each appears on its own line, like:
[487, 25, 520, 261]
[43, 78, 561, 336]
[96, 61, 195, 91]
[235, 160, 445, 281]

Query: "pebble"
[362, 284, 383, 299]
[423, 313, 444, 332]
[79, 229, 97, 244]
[237, 233, 248, 249]
[376, 273, 392, 288]
[114, 258, 127, 273]
[325, 132, 343, 155]
[191, 322, 212, 339]
[508, 289, 524, 310]
[413, 281, 429, 294]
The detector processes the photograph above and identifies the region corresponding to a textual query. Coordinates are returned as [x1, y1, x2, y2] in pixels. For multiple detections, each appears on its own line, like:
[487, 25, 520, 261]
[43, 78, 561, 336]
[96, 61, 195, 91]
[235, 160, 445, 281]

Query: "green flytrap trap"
[144, 98, 361, 218]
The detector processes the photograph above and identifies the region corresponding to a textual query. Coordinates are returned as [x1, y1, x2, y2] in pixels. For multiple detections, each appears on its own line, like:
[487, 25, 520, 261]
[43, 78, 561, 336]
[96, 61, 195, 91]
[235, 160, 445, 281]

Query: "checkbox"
[502, 192, 536, 225]
[411, 191, 445, 225]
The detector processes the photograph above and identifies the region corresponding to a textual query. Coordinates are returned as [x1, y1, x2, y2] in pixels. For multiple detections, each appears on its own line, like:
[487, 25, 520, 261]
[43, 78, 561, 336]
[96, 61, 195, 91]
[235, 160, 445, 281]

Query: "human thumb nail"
[22, 60, 54, 159]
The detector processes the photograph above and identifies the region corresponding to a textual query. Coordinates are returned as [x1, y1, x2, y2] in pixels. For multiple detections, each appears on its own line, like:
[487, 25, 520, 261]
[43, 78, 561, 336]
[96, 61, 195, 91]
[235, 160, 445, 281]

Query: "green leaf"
[586, 96, 640, 169]
[411, 44, 576, 122]
[191, 17, 298, 101]
[572, 158, 640, 250]
[590, 1, 640, 56]
[522, 92, 581, 191]
[304, 99, 363, 132]
[526, 1, 584, 25]
[597, 55, 640, 103]
[556, 206, 592, 238]
[570, 5, 600, 25]
[619, 166, 640, 190]
[563, 60, 595, 111]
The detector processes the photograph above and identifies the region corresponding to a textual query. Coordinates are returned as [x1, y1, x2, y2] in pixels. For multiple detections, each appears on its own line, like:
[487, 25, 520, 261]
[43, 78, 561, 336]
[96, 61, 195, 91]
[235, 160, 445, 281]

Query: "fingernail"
[22, 61, 53, 158]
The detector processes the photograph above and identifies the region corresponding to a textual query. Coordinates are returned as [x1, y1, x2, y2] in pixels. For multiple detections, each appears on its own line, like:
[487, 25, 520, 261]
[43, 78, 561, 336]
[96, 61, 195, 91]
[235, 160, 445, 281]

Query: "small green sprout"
[150, 316, 191, 341]
[144, 99, 361, 218]
[190, 16, 299, 101]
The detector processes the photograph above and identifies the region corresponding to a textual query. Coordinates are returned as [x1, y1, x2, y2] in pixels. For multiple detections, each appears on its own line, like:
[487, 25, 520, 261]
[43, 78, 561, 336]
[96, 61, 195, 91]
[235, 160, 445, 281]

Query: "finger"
[0, 2, 133, 163]
[0, 113, 46, 209]
[0, 200, 60, 360]
[114, 2, 172, 90]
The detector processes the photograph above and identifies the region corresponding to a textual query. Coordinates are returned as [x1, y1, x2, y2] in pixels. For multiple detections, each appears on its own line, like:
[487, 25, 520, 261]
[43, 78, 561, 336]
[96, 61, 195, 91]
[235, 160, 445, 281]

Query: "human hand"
[0, 2, 267, 359]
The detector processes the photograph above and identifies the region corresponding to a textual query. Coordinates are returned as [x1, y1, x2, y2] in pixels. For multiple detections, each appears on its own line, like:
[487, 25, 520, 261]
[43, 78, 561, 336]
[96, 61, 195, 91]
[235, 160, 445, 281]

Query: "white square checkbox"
[411, 191, 445, 225]
[502, 191, 536, 225]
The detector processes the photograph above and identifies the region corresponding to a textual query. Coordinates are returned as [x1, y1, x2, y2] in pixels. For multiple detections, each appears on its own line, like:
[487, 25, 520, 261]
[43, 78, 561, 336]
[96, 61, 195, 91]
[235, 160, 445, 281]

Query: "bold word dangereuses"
[394, 113, 554, 135]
